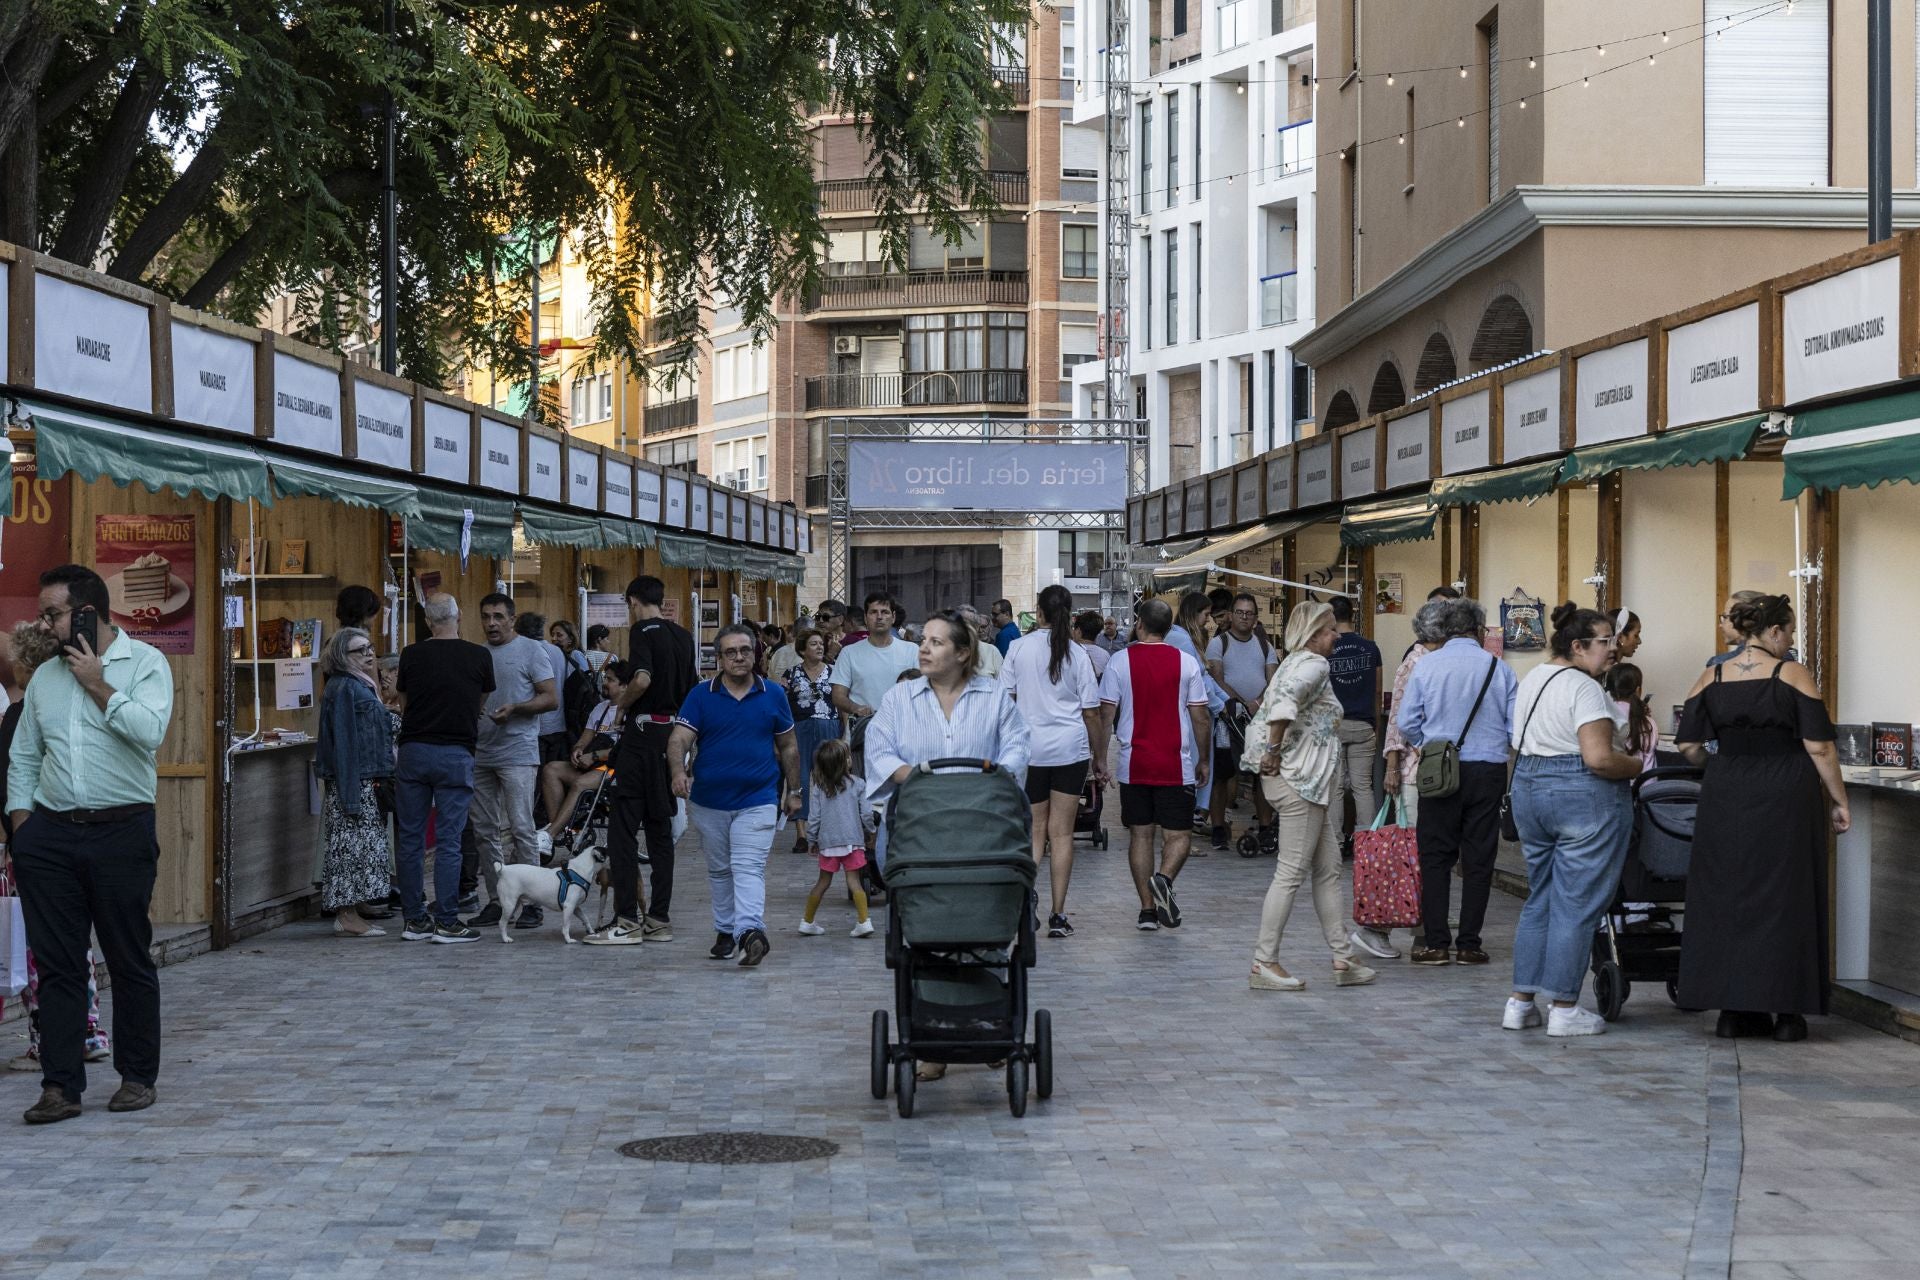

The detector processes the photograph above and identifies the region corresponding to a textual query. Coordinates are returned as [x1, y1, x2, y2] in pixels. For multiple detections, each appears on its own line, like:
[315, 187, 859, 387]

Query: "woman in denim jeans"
[1504, 604, 1645, 1037]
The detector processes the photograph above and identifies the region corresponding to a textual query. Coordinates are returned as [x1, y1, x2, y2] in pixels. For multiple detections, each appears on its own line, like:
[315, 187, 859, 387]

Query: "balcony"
[990, 65, 1029, 104]
[644, 397, 698, 435]
[1260, 271, 1298, 327]
[1276, 119, 1314, 177]
[805, 268, 1029, 313]
[804, 368, 1029, 410]
[816, 169, 1029, 214]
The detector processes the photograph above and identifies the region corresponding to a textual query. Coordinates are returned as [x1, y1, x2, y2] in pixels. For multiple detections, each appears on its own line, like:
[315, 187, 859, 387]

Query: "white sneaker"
[850, 919, 875, 937]
[1547, 1004, 1607, 1037]
[1502, 997, 1543, 1030]
[535, 830, 554, 859]
[582, 917, 646, 946]
[1349, 928, 1401, 960]
[798, 921, 826, 936]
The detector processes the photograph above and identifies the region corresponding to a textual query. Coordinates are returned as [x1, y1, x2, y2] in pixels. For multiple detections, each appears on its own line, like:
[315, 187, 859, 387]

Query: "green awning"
[659, 531, 751, 571]
[268, 455, 421, 516]
[1782, 386, 1920, 497]
[23, 397, 274, 505]
[519, 504, 607, 549]
[1428, 457, 1565, 509]
[409, 486, 516, 557]
[1559, 414, 1765, 485]
[598, 516, 656, 549]
[1341, 496, 1438, 547]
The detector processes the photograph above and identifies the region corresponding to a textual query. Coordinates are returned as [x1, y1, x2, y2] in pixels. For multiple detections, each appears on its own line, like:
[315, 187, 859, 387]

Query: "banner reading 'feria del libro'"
[847, 440, 1128, 512]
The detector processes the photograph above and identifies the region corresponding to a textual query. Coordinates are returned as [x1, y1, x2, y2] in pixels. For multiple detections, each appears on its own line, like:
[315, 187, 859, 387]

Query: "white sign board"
[1440, 389, 1492, 474]
[171, 322, 255, 435]
[35, 274, 152, 413]
[1296, 439, 1335, 508]
[585, 593, 627, 628]
[1502, 367, 1561, 461]
[635, 465, 663, 524]
[1384, 413, 1430, 490]
[750, 501, 767, 544]
[729, 493, 748, 541]
[1665, 302, 1760, 428]
[567, 445, 600, 511]
[1575, 339, 1649, 447]
[710, 489, 730, 538]
[1783, 257, 1900, 404]
[663, 473, 689, 528]
[1266, 455, 1293, 513]
[478, 418, 520, 493]
[602, 456, 634, 518]
[689, 481, 709, 531]
[271, 351, 342, 453]
[1340, 427, 1378, 500]
[352, 379, 412, 470]
[782, 510, 797, 549]
[421, 402, 471, 483]
[526, 434, 562, 502]
[800, 516, 813, 555]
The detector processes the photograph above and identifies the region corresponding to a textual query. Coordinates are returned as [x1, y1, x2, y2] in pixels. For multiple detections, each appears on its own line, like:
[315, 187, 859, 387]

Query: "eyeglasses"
[37, 606, 71, 627]
[347, 644, 374, 656]
[1579, 635, 1618, 649]
[718, 646, 755, 659]
[1231, 609, 1258, 619]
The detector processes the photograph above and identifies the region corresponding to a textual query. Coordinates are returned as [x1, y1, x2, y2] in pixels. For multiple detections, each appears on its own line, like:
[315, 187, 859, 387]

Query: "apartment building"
[1069, 0, 1322, 494]
[1301, 0, 1918, 424]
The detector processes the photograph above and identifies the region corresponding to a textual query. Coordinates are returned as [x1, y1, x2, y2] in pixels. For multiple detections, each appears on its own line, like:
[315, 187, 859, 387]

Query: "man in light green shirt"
[10, 564, 173, 1126]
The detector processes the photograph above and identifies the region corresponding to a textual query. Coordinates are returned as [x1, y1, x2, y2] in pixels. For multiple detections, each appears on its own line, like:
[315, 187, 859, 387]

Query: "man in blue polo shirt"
[668, 623, 802, 967]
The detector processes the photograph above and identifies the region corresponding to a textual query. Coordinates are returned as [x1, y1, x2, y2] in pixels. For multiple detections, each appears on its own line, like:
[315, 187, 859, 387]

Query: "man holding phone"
[8, 564, 174, 1125]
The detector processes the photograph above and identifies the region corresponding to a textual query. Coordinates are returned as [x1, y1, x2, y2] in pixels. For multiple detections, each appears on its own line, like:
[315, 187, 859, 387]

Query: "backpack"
[562, 664, 598, 740]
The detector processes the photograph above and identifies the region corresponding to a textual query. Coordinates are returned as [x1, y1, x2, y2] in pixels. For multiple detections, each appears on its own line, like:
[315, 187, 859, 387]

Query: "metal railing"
[991, 65, 1029, 103]
[1260, 271, 1298, 327]
[804, 369, 1030, 410]
[643, 397, 698, 435]
[815, 169, 1029, 213]
[805, 268, 1028, 312]
[1276, 118, 1314, 176]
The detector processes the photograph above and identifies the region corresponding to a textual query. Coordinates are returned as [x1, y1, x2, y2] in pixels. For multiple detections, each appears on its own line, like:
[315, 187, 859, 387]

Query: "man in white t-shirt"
[1099, 598, 1211, 933]
[1204, 592, 1278, 852]
[830, 594, 921, 722]
[1002, 608, 1104, 938]
[957, 605, 1002, 678]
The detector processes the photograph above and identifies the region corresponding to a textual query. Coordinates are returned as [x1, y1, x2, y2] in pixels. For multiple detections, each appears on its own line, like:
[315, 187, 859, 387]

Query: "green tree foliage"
[0, 0, 1026, 396]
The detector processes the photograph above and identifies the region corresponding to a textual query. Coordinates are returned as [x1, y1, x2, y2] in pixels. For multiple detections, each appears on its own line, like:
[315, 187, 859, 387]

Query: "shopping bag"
[1351, 800, 1421, 929]
[1, 892, 26, 998]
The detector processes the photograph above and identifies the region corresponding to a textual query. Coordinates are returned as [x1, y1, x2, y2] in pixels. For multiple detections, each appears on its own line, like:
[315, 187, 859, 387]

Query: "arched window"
[1413, 332, 1458, 394]
[1469, 295, 1534, 369]
[1322, 389, 1360, 431]
[1366, 362, 1406, 416]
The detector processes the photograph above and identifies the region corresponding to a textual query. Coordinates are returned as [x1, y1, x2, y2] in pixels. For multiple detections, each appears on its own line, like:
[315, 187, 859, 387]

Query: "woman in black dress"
[1674, 594, 1849, 1042]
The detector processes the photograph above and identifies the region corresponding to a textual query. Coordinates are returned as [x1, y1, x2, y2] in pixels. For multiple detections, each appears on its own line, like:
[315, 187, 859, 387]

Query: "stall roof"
[410, 485, 516, 557]
[1340, 495, 1438, 548]
[599, 516, 655, 550]
[1782, 386, 1920, 498]
[268, 456, 421, 517]
[1428, 457, 1564, 509]
[1559, 414, 1765, 485]
[520, 504, 608, 550]
[1149, 516, 1314, 580]
[23, 396, 275, 506]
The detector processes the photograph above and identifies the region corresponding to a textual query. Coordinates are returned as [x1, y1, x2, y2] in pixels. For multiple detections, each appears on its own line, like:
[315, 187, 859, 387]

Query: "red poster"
[1, 455, 72, 630]
[95, 514, 197, 654]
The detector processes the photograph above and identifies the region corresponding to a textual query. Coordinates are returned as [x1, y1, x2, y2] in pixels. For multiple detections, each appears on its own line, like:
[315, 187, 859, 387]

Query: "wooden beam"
[1808, 488, 1841, 708]
[1596, 474, 1624, 611]
[1358, 545, 1376, 638]
[1556, 488, 1570, 603]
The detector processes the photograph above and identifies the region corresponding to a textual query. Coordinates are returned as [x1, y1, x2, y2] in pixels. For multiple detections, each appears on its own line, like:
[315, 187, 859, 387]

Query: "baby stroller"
[1073, 776, 1109, 848]
[1591, 765, 1701, 1021]
[870, 759, 1052, 1118]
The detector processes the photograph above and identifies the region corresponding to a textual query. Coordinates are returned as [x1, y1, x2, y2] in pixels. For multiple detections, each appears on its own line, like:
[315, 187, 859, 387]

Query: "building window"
[1290, 354, 1313, 425]
[1704, 0, 1827, 185]
[1174, 0, 1189, 36]
[1264, 349, 1276, 448]
[1165, 94, 1180, 207]
[712, 342, 769, 403]
[1137, 100, 1152, 213]
[1058, 531, 1120, 579]
[1483, 15, 1499, 203]
[904, 312, 1027, 372]
[1164, 230, 1178, 347]
[1060, 12, 1076, 80]
[1217, 0, 1247, 50]
[1060, 321, 1098, 376]
[1062, 121, 1101, 178]
[646, 436, 698, 471]
[1140, 236, 1152, 351]
[714, 434, 769, 492]
[569, 372, 613, 425]
[1062, 224, 1097, 278]
[1192, 85, 1203, 197]
[1192, 223, 1203, 342]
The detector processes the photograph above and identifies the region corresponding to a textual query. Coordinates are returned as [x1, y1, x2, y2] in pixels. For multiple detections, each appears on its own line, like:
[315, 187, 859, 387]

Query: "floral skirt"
[323, 781, 392, 910]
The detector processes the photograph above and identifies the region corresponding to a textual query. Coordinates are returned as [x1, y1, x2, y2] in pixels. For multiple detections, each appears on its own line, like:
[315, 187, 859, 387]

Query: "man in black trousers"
[10, 565, 174, 1124]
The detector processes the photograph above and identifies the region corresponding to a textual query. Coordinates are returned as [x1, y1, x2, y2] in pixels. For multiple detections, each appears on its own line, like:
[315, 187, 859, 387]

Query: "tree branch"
[0, 18, 60, 160]
[51, 61, 167, 265]
[107, 130, 230, 282]
[180, 218, 267, 310]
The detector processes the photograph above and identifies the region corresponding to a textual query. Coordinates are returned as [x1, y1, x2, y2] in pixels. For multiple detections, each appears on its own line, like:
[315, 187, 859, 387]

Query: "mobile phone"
[70, 605, 98, 655]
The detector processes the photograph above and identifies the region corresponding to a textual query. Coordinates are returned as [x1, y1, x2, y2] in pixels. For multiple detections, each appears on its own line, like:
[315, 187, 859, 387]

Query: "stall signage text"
[352, 379, 412, 470]
[636, 466, 663, 523]
[1440, 390, 1491, 474]
[729, 495, 748, 540]
[172, 322, 254, 434]
[37, 274, 152, 413]
[603, 461, 633, 517]
[750, 503, 766, 544]
[664, 474, 688, 527]
[568, 447, 599, 509]
[1385, 412, 1430, 489]
[1341, 428, 1378, 499]
[1502, 368, 1561, 461]
[1266, 457, 1293, 513]
[845, 440, 1127, 511]
[1575, 339, 1649, 446]
[1296, 441, 1334, 507]
[421, 401, 470, 482]
[1236, 465, 1262, 522]
[479, 419, 521, 493]
[1666, 303, 1760, 427]
[1783, 257, 1900, 403]
[525, 435, 562, 502]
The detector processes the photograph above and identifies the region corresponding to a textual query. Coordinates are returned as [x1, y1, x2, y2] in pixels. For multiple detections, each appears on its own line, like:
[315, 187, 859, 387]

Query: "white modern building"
[1070, 0, 1320, 491]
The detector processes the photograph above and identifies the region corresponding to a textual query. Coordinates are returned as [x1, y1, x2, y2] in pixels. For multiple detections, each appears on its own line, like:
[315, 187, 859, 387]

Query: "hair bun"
[1549, 600, 1581, 631]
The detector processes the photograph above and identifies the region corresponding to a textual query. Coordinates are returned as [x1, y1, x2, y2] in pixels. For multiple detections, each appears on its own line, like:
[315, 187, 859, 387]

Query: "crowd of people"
[3, 554, 1847, 1123]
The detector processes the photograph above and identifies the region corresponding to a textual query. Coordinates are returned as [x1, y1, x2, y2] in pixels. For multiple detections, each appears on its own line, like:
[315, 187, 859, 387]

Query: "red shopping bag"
[1351, 800, 1421, 929]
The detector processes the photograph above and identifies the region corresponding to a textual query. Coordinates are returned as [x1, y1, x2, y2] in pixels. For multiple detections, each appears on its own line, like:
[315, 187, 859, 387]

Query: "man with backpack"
[1204, 592, 1278, 853]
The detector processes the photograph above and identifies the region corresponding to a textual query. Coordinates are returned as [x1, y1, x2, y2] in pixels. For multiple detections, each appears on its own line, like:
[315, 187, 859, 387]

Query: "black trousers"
[607, 723, 676, 923]
[1414, 761, 1506, 950]
[10, 808, 161, 1101]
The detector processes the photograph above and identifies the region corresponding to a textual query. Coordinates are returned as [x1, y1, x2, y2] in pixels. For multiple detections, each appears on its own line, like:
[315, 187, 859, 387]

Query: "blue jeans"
[394, 742, 476, 926]
[1509, 754, 1632, 1002]
[689, 802, 778, 938]
[793, 715, 838, 824]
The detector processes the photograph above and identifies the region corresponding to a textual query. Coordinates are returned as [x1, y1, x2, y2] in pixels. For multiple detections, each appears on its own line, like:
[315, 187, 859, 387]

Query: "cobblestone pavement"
[3, 809, 1917, 1279]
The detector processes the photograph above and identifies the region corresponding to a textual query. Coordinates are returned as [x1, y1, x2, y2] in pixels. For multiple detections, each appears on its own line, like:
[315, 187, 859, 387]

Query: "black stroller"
[1073, 776, 1109, 848]
[549, 766, 616, 864]
[1591, 766, 1701, 1021]
[870, 759, 1052, 1118]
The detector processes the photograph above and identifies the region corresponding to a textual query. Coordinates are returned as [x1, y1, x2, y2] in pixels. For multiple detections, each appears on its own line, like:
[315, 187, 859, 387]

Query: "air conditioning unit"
[833, 336, 862, 356]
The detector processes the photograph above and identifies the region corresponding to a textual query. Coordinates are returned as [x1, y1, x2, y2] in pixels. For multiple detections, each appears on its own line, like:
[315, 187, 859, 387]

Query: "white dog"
[491, 845, 609, 943]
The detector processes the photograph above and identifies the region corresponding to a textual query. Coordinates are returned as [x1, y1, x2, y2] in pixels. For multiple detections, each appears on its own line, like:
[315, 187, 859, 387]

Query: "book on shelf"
[278, 539, 309, 574]
[236, 538, 265, 576]
[289, 618, 323, 660]
[1871, 722, 1912, 770]
[1835, 724, 1871, 768]
[256, 616, 294, 660]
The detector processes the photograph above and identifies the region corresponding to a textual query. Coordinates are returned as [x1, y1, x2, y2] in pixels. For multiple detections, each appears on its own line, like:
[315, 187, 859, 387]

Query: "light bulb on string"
[1386, 73, 1394, 85]
[1398, 133, 1405, 144]
[1582, 75, 1590, 87]
[1596, 44, 1606, 57]
[1519, 97, 1527, 108]
[1459, 65, 1467, 77]
[1647, 54, 1655, 66]
[1661, 30, 1669, 41]
[1236, 82, 1245, 94]
[1527, 56, 1536, 68]
[724, 45, 733, 57]
[1457, 116, 1465, 127]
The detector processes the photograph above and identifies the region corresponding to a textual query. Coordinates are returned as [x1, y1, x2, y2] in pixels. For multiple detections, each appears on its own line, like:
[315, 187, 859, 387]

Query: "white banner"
[1575, 339, 1648, 447]
[1440, 389, 1491, 474]
[1384, 412, 1430, 489]
[36, 274, 152, 413]
[478, 417, 520, 493]
[602, 456, 634, 518]
[1266, 455, 1293, 513]
[750, 501, 767, 544]
[1502, 367, 1561, 461]
[172, 322, 255, 435]
[729, 492, 748, 541]
[270, 352, 342, 453]
[710, 489, 731, 537]
[1666, 302, 1759, 428]
[567, 444, 600, 511]
[421, 402, 471, 483]
[1296, 438, 1335, 508]
[636, 465, 663, 523]
[1341, 426, 1378, 500]
[782, 510, 797, 549]
[663, 473, 689, 528]
[352, 379, 412, 470]
[689, 481, 709, 531]
[1783, 257, 1900, 404]
[525, 434, 563, 502]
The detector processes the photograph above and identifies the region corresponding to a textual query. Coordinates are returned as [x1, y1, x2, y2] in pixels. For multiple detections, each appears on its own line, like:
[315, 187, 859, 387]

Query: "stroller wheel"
[895, 1059, 916, 1118]
[1006, 1056, 1028, 1118]
[1093, 828, 1109, 850]
[1236, 832, 1260, 858]
[1595, 961, 1628, 1022]
[870, 1011, 890, 1100]
[1033, 1009, 1053, 1100]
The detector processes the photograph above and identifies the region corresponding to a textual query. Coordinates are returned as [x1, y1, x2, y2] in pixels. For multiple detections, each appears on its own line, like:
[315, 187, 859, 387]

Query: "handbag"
[1, 865, 27, 998]
[1352, 799, 1422, 928]
[1415, 656, 1499, 799]
[1500, 666, 1574, 841]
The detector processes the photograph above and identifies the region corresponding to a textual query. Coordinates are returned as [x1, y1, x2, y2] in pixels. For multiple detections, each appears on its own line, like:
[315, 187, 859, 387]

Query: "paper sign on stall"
[275, 659, 315, 710]
[584, 594, 627, 628]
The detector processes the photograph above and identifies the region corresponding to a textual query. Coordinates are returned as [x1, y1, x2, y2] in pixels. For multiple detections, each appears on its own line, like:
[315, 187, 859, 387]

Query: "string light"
[1528, 57, 1536, 68]
[1398, 133, 1405, 144]
[1456, 116, 1465, 126]
[723, 45, 734, 57]
[1458, 65, 1467, 77]
[1647, 53, 1655, 66]
[1582, 75, 1590, 87]
[1596, 44, 1606, 57]
[1518, 97, 1527, 108]
[1661, 30, 1670, 41]
[1236, 82, 1245, 94]
[1386, 73, 1394, 85]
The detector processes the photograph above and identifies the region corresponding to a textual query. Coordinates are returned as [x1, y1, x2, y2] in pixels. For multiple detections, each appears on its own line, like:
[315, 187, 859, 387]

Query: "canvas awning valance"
[409, 486, 516, 557]
[1340, 496, 1437, 547]
[1427, 457, 1564, 509]
[1559, 414, 1765, 485]
[1782, 387, 1920, 497]
[23, 397, 273, 506]
[519, 504, 608, 549]
[268, 456, 421, 516]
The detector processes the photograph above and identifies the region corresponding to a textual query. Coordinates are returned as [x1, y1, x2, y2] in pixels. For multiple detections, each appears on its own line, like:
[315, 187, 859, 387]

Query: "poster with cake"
[95, 514, 196, 654]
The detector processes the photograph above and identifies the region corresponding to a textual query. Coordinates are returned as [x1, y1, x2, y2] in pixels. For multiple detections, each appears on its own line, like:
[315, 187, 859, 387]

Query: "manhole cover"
[618, 1133, 839, 1165]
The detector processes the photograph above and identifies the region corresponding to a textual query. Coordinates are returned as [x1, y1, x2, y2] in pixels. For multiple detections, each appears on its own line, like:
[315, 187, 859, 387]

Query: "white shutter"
[1062, 122, 1102, 177]
[1705, 0, 1828, 185]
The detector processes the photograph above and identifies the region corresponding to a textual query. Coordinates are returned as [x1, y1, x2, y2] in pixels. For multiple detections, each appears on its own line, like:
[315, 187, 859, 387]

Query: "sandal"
[1249, 963, 1306, 992]
[914, 1062, 948, 1082]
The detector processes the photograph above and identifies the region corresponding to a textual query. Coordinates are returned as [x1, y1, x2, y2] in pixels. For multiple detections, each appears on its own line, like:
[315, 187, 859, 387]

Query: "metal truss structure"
[1103, 0, 1131, 430]
[824, 415, 1148, 602]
